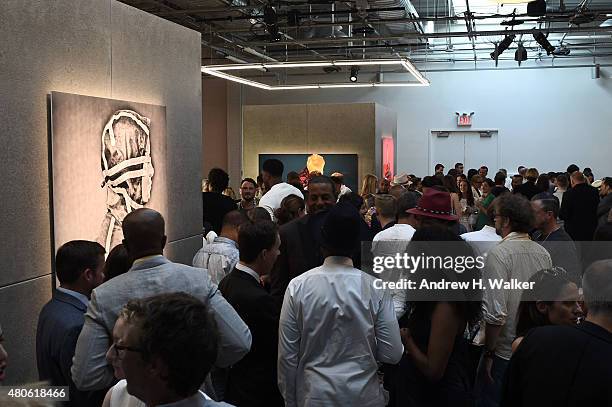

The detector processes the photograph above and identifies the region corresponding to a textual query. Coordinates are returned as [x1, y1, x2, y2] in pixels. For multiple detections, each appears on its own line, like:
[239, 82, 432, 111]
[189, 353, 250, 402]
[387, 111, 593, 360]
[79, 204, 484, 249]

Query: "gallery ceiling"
[121, 0, 612, 72]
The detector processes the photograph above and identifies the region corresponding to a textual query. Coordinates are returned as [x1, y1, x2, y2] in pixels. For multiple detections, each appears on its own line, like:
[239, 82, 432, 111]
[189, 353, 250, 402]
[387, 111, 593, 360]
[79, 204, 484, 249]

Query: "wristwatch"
[484, 348, 496, 359]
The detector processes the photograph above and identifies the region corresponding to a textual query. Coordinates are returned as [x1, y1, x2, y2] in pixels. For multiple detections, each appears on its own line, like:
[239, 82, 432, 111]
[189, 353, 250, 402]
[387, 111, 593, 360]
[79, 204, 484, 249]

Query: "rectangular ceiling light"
[201, 58, 430, 90]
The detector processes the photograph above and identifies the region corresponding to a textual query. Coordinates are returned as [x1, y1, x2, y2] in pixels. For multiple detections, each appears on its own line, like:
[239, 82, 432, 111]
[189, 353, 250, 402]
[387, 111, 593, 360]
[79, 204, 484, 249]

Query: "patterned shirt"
[193, 237, 239, 285]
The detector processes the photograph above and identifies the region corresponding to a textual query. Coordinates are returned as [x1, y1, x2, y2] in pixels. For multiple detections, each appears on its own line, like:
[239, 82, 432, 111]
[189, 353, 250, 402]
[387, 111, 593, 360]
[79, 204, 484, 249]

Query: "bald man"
[72, 208, 252, 392]
[559, 171, 600, 241]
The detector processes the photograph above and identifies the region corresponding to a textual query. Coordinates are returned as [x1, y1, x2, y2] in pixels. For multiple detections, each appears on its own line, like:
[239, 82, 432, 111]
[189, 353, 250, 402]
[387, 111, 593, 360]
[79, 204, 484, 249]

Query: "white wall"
[243, 66, 612, 178]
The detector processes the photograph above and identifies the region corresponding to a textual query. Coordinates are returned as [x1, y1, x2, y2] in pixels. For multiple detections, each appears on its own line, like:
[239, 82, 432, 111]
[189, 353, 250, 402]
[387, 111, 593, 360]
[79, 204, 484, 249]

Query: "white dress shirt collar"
[57, 287, 89, 307]
[236, 262, 261, 282]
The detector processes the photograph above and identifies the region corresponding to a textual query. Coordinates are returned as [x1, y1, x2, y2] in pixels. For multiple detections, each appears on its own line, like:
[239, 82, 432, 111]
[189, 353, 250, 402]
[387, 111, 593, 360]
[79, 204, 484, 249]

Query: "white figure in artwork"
[98, 110, 155, 253]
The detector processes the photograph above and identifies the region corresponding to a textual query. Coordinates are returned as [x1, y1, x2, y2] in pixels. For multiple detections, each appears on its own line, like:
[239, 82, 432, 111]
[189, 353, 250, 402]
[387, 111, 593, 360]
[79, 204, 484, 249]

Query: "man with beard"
[238, 178, 257, 214]
[269, 176, 337, 302]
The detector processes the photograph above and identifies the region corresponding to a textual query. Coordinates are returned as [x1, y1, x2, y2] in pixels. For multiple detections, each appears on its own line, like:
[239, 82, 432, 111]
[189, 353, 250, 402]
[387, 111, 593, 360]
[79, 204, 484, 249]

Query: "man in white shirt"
[461, 224, 501, 259]
[258, 159, 304, 222]
[476, 194, 551, 407]
[278, 202, 403, 407]
[372, 192, 419, 318]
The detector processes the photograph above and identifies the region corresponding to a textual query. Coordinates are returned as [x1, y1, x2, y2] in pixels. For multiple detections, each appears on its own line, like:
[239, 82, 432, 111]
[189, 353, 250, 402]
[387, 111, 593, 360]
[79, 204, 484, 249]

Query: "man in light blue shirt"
[193, 211, 246, 285]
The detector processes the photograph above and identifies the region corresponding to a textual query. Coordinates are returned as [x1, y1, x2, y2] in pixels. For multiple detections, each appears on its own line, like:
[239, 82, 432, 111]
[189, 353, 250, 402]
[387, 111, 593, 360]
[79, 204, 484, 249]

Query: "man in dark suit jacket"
[269, 176, 337, 301]
[501, 260, 612, 407]
[36, 240, 106, 406]
[560, 171, 600, 241]
[219, 220, 283, 407]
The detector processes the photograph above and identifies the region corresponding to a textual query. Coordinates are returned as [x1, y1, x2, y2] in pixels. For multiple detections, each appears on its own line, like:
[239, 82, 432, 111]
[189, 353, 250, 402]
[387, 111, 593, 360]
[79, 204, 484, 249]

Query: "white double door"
[430, 131, 499, 175]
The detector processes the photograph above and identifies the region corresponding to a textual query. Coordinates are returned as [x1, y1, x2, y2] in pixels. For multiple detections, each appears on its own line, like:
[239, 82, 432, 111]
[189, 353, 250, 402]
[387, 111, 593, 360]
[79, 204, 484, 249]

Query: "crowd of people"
[1, 159, 611, 407]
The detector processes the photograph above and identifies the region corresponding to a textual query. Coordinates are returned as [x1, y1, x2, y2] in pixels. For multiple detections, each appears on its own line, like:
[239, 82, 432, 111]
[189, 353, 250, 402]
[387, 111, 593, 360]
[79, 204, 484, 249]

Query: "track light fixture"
[350, 66, 359, 82]
[490, 34, 516, 61]
[515, 42, 527, 65]
[533, 31, 555, 55]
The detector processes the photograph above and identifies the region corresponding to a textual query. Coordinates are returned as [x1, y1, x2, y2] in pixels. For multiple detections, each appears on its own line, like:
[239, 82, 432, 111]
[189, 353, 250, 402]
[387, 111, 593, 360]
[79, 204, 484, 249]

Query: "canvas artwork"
[258, 154, 359, 192]
[50, 92, 167, 255]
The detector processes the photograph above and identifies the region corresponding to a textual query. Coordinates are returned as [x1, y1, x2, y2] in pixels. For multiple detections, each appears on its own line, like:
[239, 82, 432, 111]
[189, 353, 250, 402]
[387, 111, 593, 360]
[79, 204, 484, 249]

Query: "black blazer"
[219, 268, 283, 407]
[502, 321, 612, 407]
[513, 181, 541, 200]
[559, 183, 600, 241]
[269, 212, 326, 301]
[36, 289, 106, 406]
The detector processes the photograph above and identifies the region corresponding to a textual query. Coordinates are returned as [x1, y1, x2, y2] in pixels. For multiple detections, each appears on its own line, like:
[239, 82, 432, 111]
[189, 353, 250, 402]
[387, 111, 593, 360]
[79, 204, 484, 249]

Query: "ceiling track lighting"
[201, 58, 430, 90]
[350, 66, 359, 82]
[515, 42, 527, 65]
[490, 34, 516, 65]
[533, 30, 556, 55]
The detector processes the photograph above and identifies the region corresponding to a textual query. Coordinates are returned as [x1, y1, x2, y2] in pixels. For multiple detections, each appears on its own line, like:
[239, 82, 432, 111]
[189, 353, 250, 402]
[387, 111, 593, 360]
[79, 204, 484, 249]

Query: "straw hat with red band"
[407, 188, 459, 221]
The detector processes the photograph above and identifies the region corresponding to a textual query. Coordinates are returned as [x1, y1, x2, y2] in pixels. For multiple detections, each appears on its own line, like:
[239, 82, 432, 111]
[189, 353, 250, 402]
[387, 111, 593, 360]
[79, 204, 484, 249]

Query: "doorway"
[430, 130, 499, 175]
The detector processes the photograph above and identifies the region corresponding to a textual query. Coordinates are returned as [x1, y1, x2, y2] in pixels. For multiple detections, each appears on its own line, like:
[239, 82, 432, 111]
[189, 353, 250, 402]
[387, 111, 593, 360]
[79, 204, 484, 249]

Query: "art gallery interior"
[2, 0, 612, 386]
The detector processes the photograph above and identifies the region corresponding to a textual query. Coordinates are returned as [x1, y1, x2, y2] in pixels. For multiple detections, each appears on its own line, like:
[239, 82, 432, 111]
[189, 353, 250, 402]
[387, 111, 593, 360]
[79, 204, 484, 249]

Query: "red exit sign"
[456, 112, 474, 126]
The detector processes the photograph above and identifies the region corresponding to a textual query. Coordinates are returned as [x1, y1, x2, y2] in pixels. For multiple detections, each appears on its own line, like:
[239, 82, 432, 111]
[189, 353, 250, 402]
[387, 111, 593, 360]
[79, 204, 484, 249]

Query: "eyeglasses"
[110, 342, 145, 358]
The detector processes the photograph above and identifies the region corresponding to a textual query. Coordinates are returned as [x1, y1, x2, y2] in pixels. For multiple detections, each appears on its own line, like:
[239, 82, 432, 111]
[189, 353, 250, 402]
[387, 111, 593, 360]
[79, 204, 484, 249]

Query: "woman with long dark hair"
[458, 179, 475, 232]
[391, 227, 482, 407]
[512, 267, 582, 352]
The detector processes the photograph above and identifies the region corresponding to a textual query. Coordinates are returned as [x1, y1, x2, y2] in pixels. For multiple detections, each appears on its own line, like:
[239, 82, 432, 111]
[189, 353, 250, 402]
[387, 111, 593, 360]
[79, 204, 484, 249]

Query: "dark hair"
[566, 164, 579, 174]
[407, 227, 482, 325]
[435, 163, 444, 171]
[556, 174, 569, 189]
[275, 194, 305, 225]
[240, 178, 257, 188]
[442, 175, 459, 193]
[467, 169, 478, 182]
[238, 220, 278, 262]
[422, 175, 443, 189]
[247, 207, 272, 222]
[447, 168, 458, 178]
[480, 165, 488, 171]
[603, 177, 612, 188]
[122, 293, 217, 398]
[104, 244, 130, 282]
[262, 159, 284, 178]
[330, 174, 345, 185]
[483, 178, 495, 189]
[338, 192, 364, 211]
[309, 175, 337, 197]
[55, 240, 105, 284]
[495, 194, 534, 233]
[286, 171, 300, 183]
[515, 268, 575, 337]
[458, 178, 475, 207]
[208, 168, 229, 192]
[531, 192, 560, 218]
[494, 171, 506, 185]
[535, 174, 550, 193]
[222, 210, 248, 229]
[454, 162, 463, 170]
[396, 191, 419, 218]
[375, 194, 396, 219]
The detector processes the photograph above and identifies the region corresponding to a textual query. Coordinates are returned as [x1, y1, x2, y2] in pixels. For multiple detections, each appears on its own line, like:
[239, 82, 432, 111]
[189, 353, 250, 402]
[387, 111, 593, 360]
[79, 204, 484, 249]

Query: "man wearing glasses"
[104, 293, 232, 406]
[476, 194, 552, 407]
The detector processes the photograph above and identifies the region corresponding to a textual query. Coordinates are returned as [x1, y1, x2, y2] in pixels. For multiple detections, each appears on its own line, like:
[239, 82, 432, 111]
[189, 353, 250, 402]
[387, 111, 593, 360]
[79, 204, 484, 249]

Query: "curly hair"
[208, 168, 229, 192]
[120, 293, 218, 398]
[494, 193, 534, 233]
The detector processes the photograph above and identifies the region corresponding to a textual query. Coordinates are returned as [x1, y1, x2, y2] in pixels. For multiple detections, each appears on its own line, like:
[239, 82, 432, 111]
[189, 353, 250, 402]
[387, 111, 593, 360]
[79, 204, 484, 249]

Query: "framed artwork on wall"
[50, 92, 167, 256]
[258, 153, 359, 193]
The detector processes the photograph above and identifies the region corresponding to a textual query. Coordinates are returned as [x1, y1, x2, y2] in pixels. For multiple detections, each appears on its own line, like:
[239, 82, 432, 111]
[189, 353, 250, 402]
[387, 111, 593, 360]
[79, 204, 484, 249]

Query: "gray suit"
[72, 255, 252, 391]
